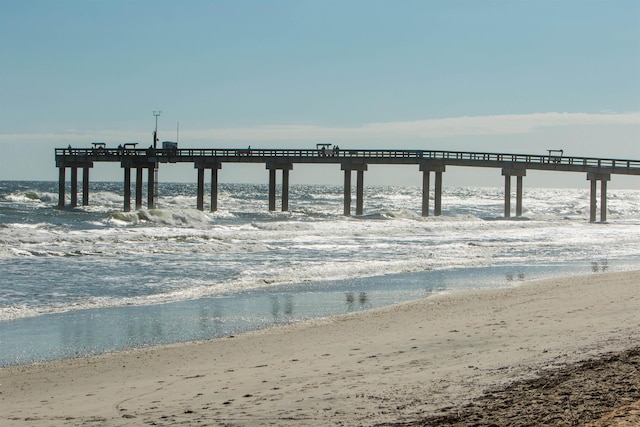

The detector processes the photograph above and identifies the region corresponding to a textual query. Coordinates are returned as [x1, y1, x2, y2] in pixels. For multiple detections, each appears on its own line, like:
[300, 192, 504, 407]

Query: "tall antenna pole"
[151, 110, 161, 209]
[153, 110, 161, 149]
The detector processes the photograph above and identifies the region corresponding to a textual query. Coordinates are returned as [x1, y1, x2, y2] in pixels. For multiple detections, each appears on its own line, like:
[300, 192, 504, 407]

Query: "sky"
[1, 0, 639, 189]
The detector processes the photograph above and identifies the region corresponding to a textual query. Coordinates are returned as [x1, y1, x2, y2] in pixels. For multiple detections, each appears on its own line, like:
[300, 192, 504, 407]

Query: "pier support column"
[504, 174, 511, 218]
[147, 167, 155, 209]
[434, 171, 443, 216]
[70, 167, 78, 208]
[590, 179, 597, 223]
[82, 167, 90, 206]
[211, 167, 219, 212]
[55, 160, 92, 209]
[282, 169, 290, 212]
[420, 163, 445, 217]
[502, 167, 527, 218]
[265, 162, 293, 212]
[421, 168, 430, 217]
[587, 172, 610, 223]
[516, 175, 523, 217]
[197, 167, 205, 211]
[58, 167, 66, 209]
[135, 168, 143, 210]
[356, 170, 364, 216]
[601, 180, 607, 222]
[124, 167, 132, 212]
[343, 169, 352, 216]
[341, 161, 368, 216]
[124, 160, 156, 211]
[268, 169, 277, 211]
[195, 160, 223, 212]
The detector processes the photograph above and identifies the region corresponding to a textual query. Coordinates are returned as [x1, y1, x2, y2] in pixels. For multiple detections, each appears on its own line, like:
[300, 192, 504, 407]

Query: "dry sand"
[1, 270, 639, 426]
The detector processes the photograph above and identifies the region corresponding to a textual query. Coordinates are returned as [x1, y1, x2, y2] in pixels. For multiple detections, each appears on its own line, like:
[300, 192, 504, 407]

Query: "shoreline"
[2, 261, 634, 367]
[1, 270, 639, 426]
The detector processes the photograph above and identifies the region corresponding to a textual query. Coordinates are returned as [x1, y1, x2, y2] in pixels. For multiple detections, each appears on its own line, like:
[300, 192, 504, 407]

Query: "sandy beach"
[1, 270, 639, 426]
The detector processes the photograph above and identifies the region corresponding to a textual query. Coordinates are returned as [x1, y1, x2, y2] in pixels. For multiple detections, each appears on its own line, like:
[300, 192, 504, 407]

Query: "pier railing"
[55, 147, 640, 173]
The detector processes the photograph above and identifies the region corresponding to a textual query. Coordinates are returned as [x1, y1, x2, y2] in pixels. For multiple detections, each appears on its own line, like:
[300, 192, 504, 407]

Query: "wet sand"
[1, 270, 639, 426]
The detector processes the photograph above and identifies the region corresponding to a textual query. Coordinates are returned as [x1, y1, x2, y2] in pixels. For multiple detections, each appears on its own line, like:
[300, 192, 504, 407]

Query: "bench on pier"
[547, 149, 564, 164]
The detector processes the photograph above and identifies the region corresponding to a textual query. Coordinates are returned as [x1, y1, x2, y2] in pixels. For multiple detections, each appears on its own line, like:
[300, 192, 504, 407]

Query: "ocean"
[1, 181, 639, 366]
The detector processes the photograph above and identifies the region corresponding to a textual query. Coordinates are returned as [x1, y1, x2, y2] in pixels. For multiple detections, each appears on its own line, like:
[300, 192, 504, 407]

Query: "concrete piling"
[82, 167, 90, 206]
[135, 168, 143, 210]
[70, 167, 78, 208]
[341, 161, 367, 216]
[195, 161, 222, 212]
[420, 163, 445, 217]
[266, 162, 293, 212]
[587, 172, 610, 222]
[124, 167, 131, 212]
[502, 167, 526, 218]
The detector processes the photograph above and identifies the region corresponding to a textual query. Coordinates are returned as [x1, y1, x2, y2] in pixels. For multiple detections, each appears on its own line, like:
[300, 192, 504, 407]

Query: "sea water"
[1, 181, 639, 366]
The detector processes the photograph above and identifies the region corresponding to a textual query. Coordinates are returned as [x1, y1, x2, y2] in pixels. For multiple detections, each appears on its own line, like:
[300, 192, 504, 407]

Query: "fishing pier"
[55, 146, 640, 222]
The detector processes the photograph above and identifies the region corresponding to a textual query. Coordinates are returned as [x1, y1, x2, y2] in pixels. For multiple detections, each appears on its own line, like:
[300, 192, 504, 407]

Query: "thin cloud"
[184, 112, 640, 141]
[2, 112, 638, 144]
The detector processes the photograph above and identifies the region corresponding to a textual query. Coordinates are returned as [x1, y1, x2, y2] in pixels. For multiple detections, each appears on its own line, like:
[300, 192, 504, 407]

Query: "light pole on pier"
[153, 110, 161, 149]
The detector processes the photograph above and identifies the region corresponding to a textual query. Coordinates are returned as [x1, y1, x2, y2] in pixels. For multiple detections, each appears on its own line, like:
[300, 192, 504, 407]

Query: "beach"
[1, 270, 639, 426]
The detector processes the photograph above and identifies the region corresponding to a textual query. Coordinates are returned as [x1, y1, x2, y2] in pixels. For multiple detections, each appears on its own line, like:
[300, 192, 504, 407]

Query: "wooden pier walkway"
[55, 146, 640, 222]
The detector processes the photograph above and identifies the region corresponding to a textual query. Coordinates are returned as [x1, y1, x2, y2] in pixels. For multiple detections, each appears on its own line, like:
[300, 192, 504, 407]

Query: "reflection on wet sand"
[592, 260, 609, 272]
[270, 294, 294, 321]
[345, 291, 369, 311]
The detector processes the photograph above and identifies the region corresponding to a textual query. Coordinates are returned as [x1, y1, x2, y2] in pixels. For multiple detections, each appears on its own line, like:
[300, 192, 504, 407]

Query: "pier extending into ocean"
[55, 146, 640, 222]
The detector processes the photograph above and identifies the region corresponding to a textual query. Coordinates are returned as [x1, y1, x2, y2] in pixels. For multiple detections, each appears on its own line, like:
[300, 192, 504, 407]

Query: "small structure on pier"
[55, 144, 640, 223]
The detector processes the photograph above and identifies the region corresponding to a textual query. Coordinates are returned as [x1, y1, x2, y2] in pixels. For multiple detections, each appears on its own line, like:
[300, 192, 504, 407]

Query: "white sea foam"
[1, 182, 639, 321]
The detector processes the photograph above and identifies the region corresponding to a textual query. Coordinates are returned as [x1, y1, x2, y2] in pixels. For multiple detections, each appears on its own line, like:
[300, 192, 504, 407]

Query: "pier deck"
[55, 147, 640, 222]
